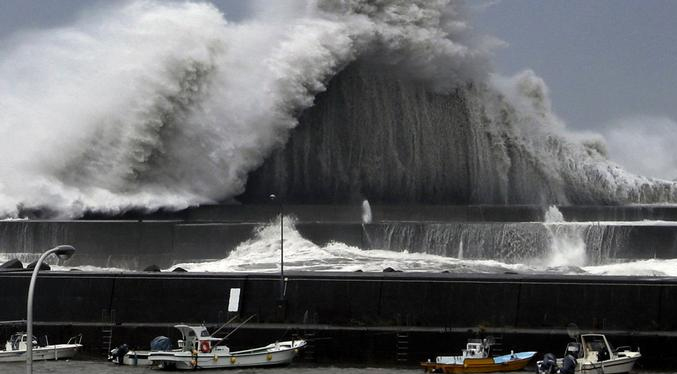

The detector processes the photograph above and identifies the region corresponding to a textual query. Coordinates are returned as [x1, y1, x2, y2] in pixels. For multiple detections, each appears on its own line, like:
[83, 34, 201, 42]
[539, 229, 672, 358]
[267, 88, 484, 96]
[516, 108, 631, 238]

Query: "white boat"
[537, 333, 641, 374]
[108, 344, 151, 366]
[147, 325, 306, 370]
[0, 332, 82, 362]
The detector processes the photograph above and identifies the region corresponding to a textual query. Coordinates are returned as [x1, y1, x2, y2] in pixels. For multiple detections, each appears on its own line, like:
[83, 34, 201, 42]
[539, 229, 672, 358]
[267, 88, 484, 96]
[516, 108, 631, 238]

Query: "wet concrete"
[1, 271, 676, 367]
[2, 219, 677, 268]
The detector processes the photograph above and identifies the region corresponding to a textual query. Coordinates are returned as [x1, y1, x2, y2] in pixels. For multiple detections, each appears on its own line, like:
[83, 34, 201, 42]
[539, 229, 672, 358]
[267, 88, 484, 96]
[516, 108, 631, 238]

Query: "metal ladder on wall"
[101, 309, 115, 356]
[396, 332, 409, 363]
[101, 326, 113, 356]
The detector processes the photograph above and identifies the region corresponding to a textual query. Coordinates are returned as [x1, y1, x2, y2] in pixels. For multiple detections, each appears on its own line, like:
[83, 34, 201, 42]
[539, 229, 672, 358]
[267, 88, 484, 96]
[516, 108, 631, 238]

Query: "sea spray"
[0, 1, 675, 218]
[0, 0, 488, 217]
[166, 217, 674, 276]
[361, 199, 374, 249]
[542, 205, 587, 267]
[170, 216, 529, 273]
[544, 205, 565, 222]
[361, 200, 372, 224]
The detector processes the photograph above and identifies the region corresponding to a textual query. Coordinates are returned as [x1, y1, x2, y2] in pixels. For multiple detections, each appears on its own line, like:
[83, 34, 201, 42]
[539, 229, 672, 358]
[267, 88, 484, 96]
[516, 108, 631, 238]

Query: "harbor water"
[1, 360, 674, 374]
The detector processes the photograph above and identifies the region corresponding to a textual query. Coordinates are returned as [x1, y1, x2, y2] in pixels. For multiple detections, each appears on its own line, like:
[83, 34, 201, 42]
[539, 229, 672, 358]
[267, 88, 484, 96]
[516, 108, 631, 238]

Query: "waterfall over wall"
[0, 1, 675, 216]
[240, 62, 677, 205]
[365, 222, 644, 265]
[241, 62, 538, 204]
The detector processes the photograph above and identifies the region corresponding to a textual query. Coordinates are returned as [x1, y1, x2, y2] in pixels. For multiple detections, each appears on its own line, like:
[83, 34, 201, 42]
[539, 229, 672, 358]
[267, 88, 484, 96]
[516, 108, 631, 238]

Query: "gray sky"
[472, 0, 677, 179]
[1, 0, 675, 178]
[472, 0, 677, 130]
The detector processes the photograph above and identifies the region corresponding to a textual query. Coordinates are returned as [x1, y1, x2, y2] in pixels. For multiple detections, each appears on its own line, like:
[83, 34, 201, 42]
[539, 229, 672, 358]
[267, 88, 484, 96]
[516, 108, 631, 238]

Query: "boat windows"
[581, 335, 611, 362]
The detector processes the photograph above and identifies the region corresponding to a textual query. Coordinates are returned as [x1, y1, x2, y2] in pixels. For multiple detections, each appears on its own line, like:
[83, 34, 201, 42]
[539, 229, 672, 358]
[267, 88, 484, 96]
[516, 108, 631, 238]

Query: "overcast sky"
[472, 0, 677, 179]
[1, 0, 676, 179]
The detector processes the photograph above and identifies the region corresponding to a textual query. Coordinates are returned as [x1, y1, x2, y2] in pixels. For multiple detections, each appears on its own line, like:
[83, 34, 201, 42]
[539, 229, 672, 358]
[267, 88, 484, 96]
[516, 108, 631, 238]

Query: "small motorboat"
[421, 338, 536, 373]
[0, 332, 82, 362]
[108, 344, 151, 366]
[147, 324, 306, 370]
[536, 333, 641, 374]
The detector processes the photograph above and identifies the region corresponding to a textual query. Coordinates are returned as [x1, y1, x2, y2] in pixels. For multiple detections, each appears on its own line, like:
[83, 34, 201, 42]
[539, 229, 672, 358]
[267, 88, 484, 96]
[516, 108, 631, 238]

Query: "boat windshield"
[581, 335, 611, 361]
[10, 334, 21, 350]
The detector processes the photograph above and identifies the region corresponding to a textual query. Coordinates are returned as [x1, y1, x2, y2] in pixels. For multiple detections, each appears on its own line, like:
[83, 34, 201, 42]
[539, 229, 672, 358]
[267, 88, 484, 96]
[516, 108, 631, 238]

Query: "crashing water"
[1, 1, 677, 277]
[361, 200, 372, 224]
[164, 217, 677, 276]
[542, 205, 586, 267]
[0, 1, 675, 217]
[1, 215, 675, 276]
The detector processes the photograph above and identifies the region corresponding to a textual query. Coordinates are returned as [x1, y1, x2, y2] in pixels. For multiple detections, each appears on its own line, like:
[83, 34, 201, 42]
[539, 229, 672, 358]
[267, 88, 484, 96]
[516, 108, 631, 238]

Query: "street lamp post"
[26, 245, 75, 374]
[269, 194, 284, 301]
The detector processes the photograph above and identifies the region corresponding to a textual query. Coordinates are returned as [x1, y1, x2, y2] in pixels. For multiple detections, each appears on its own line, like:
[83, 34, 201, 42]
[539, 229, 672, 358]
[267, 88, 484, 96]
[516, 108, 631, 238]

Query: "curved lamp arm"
[26, 245, 75, 374]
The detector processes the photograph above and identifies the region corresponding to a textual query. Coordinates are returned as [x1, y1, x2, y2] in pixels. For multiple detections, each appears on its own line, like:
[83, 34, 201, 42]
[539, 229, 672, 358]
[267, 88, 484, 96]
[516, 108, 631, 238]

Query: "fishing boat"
[0, 332, 82, 362]
[147, 325, 306, 370]
[421, 338, 536, 373]
[536, 333, 641, 374]
[108, 344, 151, 366]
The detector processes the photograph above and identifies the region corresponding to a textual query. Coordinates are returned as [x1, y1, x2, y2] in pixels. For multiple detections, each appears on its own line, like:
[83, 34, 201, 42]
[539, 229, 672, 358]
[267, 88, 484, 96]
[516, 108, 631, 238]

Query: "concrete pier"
[2, 218, 677, 268]
[1, 271, 676, 367]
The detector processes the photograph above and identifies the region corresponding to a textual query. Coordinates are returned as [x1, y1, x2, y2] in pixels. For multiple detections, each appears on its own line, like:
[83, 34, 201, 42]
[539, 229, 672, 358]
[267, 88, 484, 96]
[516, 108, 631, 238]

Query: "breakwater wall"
[0, 271, 676, 366]
[1, 220, 677, 269]
[80, 204, 677, 223]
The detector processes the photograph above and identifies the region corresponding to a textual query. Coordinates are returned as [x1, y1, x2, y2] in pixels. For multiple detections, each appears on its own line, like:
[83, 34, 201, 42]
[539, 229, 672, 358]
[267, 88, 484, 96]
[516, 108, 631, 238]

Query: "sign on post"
[227, 288, 241, 313]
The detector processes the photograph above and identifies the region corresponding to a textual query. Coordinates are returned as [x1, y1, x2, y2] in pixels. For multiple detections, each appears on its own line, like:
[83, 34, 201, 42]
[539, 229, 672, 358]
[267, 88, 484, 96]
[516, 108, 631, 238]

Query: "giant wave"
[0, 0, 675, 217]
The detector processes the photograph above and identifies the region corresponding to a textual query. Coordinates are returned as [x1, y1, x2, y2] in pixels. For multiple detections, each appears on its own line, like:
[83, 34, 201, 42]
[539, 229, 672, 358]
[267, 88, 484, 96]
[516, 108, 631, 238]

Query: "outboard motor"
[109, 344, 129, 364]
[537, 353, 558, 374]
[150, 336, 172, 351]
[559, 354, 577, 374]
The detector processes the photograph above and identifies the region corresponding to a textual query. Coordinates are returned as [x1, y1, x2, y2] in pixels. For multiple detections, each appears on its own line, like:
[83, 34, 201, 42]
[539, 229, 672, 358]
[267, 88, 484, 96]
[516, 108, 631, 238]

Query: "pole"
[279, 199, 284, 300]
[26, 245, 75, 374]
[26, 249, 54, 374]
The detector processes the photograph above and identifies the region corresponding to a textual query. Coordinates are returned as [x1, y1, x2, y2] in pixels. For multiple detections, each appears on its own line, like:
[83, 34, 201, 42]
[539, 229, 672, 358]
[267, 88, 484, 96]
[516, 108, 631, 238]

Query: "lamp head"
[53, 245, 76, 260]
[269, 194, 276, 201]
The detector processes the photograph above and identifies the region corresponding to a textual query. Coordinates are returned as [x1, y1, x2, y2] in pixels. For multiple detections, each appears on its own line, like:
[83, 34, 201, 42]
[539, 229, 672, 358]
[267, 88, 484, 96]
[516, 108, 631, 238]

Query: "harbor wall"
[0, 271, 676, 366]
[2, 220, 677, 268]
[79, 204, 677, 223]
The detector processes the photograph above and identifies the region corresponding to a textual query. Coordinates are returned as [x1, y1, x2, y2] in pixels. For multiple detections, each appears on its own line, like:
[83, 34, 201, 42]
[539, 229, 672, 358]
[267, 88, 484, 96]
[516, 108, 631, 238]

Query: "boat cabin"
[565, 334, 613, 363]
[462, 339, 489, 359]
[4, 333, 37, 351]
[580, 334, 612, 362]
[174, 325, 227, 354]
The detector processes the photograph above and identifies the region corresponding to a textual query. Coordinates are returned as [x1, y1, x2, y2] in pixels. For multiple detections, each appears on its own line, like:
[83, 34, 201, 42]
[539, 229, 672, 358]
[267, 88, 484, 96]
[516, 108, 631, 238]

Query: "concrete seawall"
[1, 271, 676, 366]
[2, 220, 677, 268]
[79, 204, 677, 223]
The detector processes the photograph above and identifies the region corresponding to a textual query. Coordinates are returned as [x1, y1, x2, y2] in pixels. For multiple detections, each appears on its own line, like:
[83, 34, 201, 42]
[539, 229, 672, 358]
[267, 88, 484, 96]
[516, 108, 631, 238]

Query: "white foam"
[169, 218, 677, 277]
[171, 216, 530, 274]
[583, 259, 677, 277]
[0, 1, 487, 217]
[544, 205, 565, 223]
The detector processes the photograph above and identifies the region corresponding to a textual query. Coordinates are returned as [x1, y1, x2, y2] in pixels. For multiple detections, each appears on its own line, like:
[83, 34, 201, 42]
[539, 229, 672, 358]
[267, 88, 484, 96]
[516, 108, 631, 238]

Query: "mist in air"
[0, 0, 675, 218]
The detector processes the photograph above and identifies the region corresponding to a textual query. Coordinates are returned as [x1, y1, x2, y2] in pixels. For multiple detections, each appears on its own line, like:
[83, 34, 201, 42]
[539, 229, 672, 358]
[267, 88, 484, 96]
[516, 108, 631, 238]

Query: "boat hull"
[421, 358, 530, 373]
[148, 340, 305, 370]
[110, 351, 151, 366]
[421, 357, 532, 374]
[578, 355, 640, 374]
[0, 344, 82, 363]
